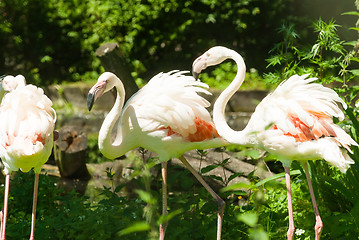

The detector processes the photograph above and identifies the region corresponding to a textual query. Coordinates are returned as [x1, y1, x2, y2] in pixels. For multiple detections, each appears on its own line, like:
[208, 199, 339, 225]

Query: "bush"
[0, 0, 294, 86]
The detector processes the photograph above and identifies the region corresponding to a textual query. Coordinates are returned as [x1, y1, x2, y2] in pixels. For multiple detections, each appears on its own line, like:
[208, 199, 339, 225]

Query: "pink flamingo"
[0, 76, 56, 240]
[87, 71, 228, 240]
[192, 46, 358, 240]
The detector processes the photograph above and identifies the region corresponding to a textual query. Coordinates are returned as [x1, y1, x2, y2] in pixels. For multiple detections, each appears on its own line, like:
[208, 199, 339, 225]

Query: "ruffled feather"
[0, 84, 56, 174]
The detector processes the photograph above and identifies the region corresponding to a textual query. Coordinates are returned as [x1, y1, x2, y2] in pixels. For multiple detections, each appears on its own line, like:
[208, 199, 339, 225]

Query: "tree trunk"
[96, 43, 139, 102]
[54, 126, 91, 180]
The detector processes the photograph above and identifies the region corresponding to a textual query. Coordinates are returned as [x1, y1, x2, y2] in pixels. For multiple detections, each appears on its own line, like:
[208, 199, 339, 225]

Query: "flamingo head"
[192, 46, 232, 80]
[87, 72, 117, 111]
[2, 75, 26, 92]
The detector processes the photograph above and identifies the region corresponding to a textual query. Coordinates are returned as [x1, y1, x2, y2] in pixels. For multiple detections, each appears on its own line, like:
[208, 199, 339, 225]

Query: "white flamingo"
[0, 76, 56, 240]
[87, 71, 228, 240]
[192, 46, 358, 240]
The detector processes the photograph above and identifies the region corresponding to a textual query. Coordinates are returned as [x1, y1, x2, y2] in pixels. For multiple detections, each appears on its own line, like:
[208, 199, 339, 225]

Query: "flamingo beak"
[0, 75, 7, 87]
[192, 57, 207, 80]
[87, 81, 106, 111]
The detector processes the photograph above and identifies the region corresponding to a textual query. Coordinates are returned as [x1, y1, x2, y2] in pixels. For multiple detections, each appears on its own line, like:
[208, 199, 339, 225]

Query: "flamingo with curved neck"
[88, 71, 228, 240]
[192, 46, 358, 240]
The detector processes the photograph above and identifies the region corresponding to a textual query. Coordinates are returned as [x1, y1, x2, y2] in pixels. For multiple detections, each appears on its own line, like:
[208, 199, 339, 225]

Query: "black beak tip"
[192, 71, 199, 80]
[87, 93, 95, 111]
[0, 75, 7, 81]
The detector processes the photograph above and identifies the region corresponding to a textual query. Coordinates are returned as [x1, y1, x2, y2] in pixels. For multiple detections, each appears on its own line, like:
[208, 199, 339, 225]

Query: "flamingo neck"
[98, 80, 127, 159]
[213, 50, 255, 146]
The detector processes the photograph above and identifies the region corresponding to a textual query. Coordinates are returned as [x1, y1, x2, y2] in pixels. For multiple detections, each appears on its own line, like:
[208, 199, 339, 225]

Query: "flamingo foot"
[159, 162, 168, 240]
[284, 166, 295, 240]
[314, 215, 323, 240]
[159, 225, 166, 240]
[216, 199, 225, 240]
[287, 226, 295, 240]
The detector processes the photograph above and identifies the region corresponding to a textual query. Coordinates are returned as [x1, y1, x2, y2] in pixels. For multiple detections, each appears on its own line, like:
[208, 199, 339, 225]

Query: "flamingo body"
[192, 46, 358, 240]
[0, 84, 55, 173]
[88, 70, 227, 240]
[244, 74, 356, 171]
[88, 70, 226, 161]
[0, 78, 56, 240]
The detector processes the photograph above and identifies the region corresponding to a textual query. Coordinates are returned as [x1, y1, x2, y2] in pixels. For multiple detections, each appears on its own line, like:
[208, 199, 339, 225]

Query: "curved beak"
[192, 57, 207, 80]
[87, 81, 106, 111]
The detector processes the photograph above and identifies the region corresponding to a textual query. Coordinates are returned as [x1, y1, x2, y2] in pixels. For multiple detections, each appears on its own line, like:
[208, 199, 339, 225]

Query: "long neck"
[98, 80, 128, 159]
[213, 50, 254, 146]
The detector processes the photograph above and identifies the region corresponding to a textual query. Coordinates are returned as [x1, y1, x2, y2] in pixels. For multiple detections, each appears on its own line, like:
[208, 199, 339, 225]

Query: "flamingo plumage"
[192, 46, 358, 240]
[0, 75, 56, 240]
[87, 71, 228, 240]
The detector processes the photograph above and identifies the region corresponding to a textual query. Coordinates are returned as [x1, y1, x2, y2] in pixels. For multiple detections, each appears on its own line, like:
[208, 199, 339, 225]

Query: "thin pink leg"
[29, 173, 39, 240]
[1, 174, 10, 240]
[159, 162, 168, 240]
[0, 209, 2, 239]
[303, 163, 323, 240]
[284, 166, 294, 240]
[179, 156, 224, 240]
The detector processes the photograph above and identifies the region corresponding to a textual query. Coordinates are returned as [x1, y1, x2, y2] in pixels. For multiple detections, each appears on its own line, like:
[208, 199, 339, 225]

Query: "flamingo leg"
[29, 173, 39, 240]
[0, 209, 2, 239]
[284, 166, 295, 240]
[303, 163, 323, 240]
[1, 174, 10, 240]
[159, 161, 168, 240]
[179, 155, 224, 240]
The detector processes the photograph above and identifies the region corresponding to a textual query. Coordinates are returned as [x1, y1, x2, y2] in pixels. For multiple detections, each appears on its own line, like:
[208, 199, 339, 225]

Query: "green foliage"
[199, 62, 269, 90]
[0, 0, 295, 86]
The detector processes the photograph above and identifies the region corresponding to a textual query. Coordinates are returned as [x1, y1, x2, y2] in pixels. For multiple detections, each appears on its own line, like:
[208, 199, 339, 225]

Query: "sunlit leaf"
[117, 222, 150, 236]
[237, 212, 258, 227]
[221, 182, 252, 192]
[252, 170, 301, 189]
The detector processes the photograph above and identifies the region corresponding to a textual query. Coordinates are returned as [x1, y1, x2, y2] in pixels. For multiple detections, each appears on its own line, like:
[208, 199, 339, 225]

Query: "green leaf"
[135, 190, 156, 204]
[228, 172, 244, 182]
[349, 69, 359, 76]
[207, 175, 224, 183]
[222, 157, 230, 165]
[158, 209, 183, 224]
[244, 149, 261, 159]
[237, 212, 258, 227]
[114, 184, 126, 193]
[201, 164, 219, 174]
[117, 222, 150, 236]
[252, 169, 301, 189]
[344, 41, 358, 46]
[342, 11, 359, 16]
[221, 182, 252, 192]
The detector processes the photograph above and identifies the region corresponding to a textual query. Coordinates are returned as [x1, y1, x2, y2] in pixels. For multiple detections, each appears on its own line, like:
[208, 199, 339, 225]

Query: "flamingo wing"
[247, 75, 357, 171]
[122, 71, 218, 141]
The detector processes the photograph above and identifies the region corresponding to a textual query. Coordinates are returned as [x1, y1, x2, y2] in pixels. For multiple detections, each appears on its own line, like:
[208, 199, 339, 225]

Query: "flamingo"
[87, 71, 228, 240]
[192, 46, 358, 240]
[0, 76, 56, 240]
